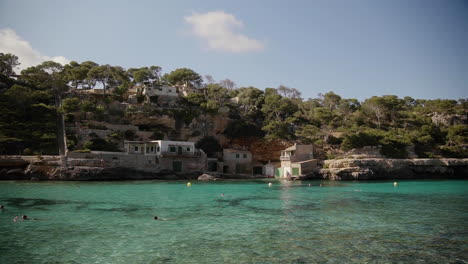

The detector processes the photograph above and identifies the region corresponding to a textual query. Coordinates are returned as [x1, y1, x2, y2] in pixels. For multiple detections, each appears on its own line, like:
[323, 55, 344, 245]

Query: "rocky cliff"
[318, 158, 468, 180]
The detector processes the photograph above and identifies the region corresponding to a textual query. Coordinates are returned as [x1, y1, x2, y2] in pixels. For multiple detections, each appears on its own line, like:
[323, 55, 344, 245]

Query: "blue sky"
[0, 0, 467, 101]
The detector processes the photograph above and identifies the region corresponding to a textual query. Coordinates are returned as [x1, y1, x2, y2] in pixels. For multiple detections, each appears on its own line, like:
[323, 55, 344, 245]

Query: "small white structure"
[124, 141, 158, 155]
[278, 144, 317, 178]
[152, 140, 196, 156]
[143, 85, 178, 97]
[124, 140, 197, 156]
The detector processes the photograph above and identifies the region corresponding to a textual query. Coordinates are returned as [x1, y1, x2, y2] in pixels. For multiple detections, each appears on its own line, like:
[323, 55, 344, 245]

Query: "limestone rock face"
[197, 173, 219, 181]
[431, 113, 467, 126]
[321, 158, 468, 180]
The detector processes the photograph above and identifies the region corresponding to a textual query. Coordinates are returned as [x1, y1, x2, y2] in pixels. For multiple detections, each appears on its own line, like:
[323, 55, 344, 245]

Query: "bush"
[379, 132, 410, 158]
[326, 135, 342, 145]
[84, 138, 118, 152]
[73, 149, 91, 153]
[124, 130, 136, 140]
[87, 123, 107, 130]
[23, 148, 32, 155]
[341, 131, 381, 150]
[149, 131, 164, 140]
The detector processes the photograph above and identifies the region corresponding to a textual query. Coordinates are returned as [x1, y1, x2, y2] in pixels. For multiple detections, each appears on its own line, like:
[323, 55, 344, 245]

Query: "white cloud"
[0, 28, 69, 72]
[185, 11, 264, 53]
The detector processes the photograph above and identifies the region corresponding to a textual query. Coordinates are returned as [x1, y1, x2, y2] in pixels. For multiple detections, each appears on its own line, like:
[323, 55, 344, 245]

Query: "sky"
[0, 0, 467, 101]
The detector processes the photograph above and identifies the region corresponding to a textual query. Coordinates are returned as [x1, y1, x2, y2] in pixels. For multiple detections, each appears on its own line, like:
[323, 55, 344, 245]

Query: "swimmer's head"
[154, 216, 158, 220]
[22, 215, 27, 219]
[0, 205, 4, 209]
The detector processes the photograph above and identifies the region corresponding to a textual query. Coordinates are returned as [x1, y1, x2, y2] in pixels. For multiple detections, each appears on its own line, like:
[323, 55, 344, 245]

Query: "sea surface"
[0, 179, 467, 263]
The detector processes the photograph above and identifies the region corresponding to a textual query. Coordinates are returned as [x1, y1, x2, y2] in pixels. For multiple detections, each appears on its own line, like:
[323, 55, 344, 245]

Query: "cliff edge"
[319, 158, 468, 180]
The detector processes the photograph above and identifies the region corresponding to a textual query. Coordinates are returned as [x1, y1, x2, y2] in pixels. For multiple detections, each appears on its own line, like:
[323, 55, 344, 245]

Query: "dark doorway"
[173, 161, 182, 172]
[253, 166, 263, 175]
[207, 161, 218, 172]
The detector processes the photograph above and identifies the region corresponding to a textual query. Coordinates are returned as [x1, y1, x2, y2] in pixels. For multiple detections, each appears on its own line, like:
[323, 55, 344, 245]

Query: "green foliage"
[73, 149, 91, 153]
[341, 129, 410, 158]
[446, 125, 468, 145]
[0, 53, 20, 77]
[124, 130, 136, 140]
[1, 52, 466, 158]
[84, 138, 118, 151]
[163, 68, 202, 88]
[379, 132, 410, 158]
[342, 131, 382, 151]
[62, 97, 81, 114]
[184, 93, 206, 106]
[149, 131, 165, 140]
[224, 120, 264, 138]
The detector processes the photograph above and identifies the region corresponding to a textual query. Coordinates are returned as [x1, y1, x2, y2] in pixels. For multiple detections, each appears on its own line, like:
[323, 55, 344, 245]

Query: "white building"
[278, 144, 317, 178]
[124, 140, 197, 156]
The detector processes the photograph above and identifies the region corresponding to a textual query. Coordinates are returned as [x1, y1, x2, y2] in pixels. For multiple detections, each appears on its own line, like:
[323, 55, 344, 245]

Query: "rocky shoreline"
[315, 158, 468, 180]
[1, 156, 467, 181]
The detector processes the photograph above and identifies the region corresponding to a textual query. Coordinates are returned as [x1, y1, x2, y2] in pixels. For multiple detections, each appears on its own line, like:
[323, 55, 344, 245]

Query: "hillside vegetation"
[0, 53, 466, 160]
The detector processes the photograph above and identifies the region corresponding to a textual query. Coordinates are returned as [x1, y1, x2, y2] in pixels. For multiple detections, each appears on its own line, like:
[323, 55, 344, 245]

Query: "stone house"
[278, 144, 317, 178]
[222, 149, 252, 174]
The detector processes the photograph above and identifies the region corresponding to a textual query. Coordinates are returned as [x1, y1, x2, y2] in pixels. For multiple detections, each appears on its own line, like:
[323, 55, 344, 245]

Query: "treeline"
[0, 52, 467, 158]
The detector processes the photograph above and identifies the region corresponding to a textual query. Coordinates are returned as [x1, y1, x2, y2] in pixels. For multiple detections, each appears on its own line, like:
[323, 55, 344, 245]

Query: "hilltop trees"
[0, 52, 466, 159]
[164, 68, 202, 88]
[0, 53, 20, 77]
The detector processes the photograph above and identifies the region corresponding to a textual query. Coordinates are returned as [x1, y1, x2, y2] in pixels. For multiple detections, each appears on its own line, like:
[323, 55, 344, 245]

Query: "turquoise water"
[0, 180, 467, 263]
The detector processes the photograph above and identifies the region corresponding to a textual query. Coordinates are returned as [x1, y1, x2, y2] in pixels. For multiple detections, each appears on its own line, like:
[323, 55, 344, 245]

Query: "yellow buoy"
[187, 182, 192, 187]
[393, 182, 398, 186]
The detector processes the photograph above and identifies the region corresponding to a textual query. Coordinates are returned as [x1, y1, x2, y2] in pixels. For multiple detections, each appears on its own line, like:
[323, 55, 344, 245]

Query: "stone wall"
[67, 151, 160, 171]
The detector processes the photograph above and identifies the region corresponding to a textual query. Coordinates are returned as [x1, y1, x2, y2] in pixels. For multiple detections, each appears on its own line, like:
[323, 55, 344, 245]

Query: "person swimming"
[0, 205, 4, 209]
[21, 215, 44, 220]
[153, 216, 172, 221]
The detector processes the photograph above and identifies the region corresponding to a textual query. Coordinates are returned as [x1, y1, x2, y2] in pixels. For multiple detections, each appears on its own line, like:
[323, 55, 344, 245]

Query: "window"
[134, 146, 138, 151]
[243, 154, 247, 158]
[150, 146, 154, 152]
[157, 147, 160, 152]
[187, 147, 190, 151]
[236, 154, 240, 158]
[168, 89, 172, 93]
[170, 146, 176, 152]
